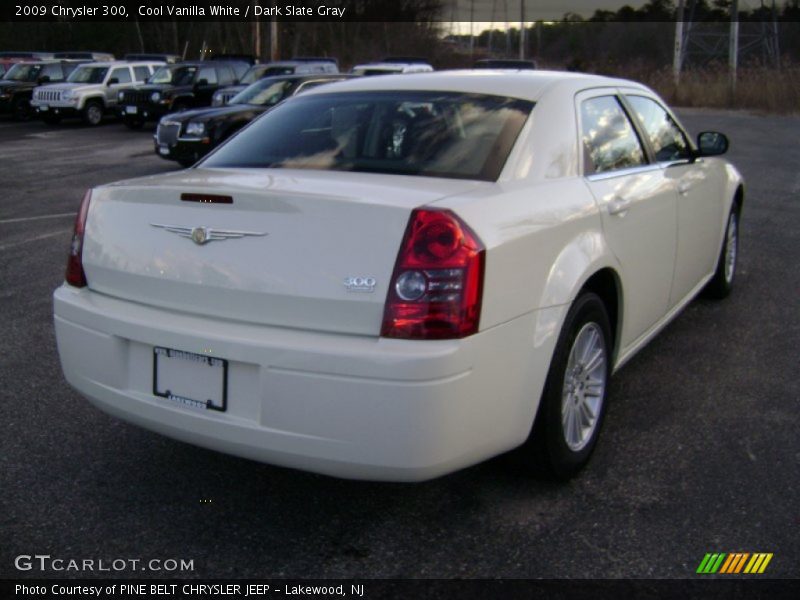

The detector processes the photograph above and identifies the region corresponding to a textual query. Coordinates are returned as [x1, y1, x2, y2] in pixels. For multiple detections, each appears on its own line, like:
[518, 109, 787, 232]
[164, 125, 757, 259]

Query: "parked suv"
[31, 61, 162, 125]
[0, 60, 82, 119]
[211, 58, 339, 106]
[118, 61, 247, 128]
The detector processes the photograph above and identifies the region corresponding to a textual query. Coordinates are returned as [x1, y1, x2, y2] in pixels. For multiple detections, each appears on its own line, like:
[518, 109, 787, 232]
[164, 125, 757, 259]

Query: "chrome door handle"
[607, 197, 632, 216]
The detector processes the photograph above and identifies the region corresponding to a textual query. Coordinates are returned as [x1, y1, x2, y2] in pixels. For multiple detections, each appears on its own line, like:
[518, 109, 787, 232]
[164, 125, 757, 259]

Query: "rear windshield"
[201, 91, 533, 181]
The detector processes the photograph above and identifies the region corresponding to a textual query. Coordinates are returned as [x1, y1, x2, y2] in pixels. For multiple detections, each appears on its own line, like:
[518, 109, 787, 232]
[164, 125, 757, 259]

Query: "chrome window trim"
[585, 163, 662, 182]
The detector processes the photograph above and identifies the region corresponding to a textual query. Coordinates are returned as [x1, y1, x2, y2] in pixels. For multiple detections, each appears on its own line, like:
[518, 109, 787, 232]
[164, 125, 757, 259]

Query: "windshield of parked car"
[239, 65, 271, 84]
[67, 66, 108, 84]
[202, 91, 533, 181]
[149, 66, 197, 86]
[230, 79, 293, 107]
[4, 63, 42, 81]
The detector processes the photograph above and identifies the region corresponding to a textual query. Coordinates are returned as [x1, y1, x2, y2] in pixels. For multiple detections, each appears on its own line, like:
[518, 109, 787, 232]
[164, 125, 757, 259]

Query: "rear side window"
[581, 96, 646, 175]
[111, 67, 132, 84]
[197, 67, 217, 85]
[133, 66, 150, 82]
[218, 66, 235, 85]
[42, 63, 63, 79]
[625, 95, 691, 162]
[202, 91, 534, 181]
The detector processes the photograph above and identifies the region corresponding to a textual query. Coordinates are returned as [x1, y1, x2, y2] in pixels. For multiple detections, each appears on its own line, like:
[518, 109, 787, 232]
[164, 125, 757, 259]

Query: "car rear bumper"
[53, 285, 559, 481]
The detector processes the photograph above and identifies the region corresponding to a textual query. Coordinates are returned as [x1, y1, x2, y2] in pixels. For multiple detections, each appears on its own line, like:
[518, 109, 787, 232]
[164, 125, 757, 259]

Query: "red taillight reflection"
[65, 189, 91, 288]
[381, 209, 485, 340]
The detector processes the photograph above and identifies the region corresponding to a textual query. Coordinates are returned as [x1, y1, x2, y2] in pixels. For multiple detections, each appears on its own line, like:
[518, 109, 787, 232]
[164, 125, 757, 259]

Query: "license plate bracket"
[153, 347, 227, 412]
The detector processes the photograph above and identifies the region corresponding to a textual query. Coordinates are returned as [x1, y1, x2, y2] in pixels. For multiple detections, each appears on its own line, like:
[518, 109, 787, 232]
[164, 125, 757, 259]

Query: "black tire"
[123, 116, 145, 130]
[82, 101, 104, 126]
[524, 292, 613, 480]
[12, 97, 31, 120]
[41, 113, 61, 125]
[703, 204, 740, 299]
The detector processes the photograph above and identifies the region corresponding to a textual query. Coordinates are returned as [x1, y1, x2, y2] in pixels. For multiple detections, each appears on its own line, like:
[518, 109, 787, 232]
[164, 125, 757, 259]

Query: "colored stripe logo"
[697, 553, 773, 574]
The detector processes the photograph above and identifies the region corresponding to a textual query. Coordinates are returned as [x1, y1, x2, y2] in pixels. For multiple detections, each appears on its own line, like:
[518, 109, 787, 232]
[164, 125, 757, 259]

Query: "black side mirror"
[195, 78, 209, 88]
[696, 131, 729, 157]
[107, 77, 119, 86]
[37, 75, 50, 84]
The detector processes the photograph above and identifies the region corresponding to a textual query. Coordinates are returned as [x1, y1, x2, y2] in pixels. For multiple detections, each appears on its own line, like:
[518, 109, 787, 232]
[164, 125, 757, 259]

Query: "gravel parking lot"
[1, 109, 798, 579]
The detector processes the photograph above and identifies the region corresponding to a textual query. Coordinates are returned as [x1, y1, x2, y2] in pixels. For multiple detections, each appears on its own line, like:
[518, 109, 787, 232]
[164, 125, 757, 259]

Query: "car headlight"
[185, 121, 205, 137]
[212, 93, 223, 107]
[150, 92, 161, 102]
[61, 90, 73, 100]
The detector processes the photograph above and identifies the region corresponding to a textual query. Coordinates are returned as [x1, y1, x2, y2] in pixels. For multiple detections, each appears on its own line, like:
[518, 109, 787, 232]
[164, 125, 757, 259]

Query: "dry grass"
[611, 63, 800, 114]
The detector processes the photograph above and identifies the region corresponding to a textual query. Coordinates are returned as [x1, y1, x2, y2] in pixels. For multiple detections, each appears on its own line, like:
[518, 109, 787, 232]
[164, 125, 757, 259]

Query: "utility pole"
[519, 0, 525, 60]
[673, 0, 685, 88]
[270, 18, 279, 61]
[469, 0, 475, 60]
[729, 0, 739, 102]
[253, 2, 261, 61]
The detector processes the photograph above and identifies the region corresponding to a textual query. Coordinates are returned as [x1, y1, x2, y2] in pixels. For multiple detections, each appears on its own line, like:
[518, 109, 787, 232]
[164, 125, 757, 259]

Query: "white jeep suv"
[31, 61, 162, 125]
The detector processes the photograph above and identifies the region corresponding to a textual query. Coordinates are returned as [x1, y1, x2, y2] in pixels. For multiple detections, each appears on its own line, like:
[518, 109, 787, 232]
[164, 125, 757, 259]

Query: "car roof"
[304, 69, 647, 102]
[73, 61, 161, 68]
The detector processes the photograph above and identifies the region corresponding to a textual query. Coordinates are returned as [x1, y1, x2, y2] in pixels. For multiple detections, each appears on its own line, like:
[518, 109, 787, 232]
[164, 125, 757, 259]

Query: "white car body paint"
[53, 71, 743, 480]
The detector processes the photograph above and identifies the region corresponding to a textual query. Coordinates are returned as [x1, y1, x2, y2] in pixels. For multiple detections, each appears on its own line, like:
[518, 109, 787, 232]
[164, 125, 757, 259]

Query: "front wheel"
[703, 206, 739, 299]
[82, 101, 104, 126]
[524, 292, 612, 480]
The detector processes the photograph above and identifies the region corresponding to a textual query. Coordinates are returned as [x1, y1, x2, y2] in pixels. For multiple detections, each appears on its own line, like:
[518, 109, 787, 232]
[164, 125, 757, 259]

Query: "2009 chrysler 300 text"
[53, 71, 743, 481]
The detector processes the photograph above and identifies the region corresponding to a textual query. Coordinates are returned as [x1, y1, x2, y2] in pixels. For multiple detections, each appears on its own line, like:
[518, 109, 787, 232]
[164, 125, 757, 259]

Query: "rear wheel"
[703, 205, 739, 299]
[82, 101, 104, 126]
[525, 292, 612, 480]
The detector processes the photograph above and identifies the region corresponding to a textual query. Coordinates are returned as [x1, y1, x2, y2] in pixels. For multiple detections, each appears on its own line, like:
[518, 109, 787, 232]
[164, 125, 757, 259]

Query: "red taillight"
[65, 189, 91, 288]
[381, 208, 485, 340]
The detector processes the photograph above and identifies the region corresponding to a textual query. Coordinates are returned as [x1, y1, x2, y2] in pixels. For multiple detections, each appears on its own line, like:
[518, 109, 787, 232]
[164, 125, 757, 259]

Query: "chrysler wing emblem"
[150, 223, 267, 245]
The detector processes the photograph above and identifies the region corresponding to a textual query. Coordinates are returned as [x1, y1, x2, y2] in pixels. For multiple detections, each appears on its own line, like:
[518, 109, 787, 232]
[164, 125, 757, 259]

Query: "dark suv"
[0, 60, 81, 119]
[118, 61, 248, 128]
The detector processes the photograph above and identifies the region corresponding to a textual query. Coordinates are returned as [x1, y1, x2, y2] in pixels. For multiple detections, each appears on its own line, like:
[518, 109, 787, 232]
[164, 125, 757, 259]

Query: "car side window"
[581, 96, 646, 175]
[197, 67, 217, 85]
[217, 66, 235, 85]
[111, 67, 132, 84]
[42, 63, 63, 79]
[625, 95, 691, 162]
[133, 66, 150, 82]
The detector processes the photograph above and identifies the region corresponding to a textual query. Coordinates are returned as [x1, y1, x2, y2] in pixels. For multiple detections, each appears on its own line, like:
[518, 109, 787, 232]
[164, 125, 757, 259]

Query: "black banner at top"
[3, 1, 447, 23]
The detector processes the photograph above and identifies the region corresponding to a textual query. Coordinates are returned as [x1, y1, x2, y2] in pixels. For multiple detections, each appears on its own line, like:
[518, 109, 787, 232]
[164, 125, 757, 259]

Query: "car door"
[107, 66, 132, 104]
[621, 93, 724, 307]
[578, 90, 678, 350]
[193, 66, 218, 105]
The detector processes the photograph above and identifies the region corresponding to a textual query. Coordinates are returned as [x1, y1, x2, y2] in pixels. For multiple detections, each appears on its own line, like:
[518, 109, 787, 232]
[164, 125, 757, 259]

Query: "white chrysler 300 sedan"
[54, 71, 743, 481]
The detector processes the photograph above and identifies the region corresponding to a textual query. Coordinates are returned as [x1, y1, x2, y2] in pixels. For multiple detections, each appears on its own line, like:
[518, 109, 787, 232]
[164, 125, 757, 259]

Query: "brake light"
[65, 190, 91, 287]
[381, 208, 485, 340]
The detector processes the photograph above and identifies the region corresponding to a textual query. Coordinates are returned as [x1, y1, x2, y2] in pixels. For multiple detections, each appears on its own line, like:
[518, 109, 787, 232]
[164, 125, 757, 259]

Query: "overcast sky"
[447, 0, 652, 22]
